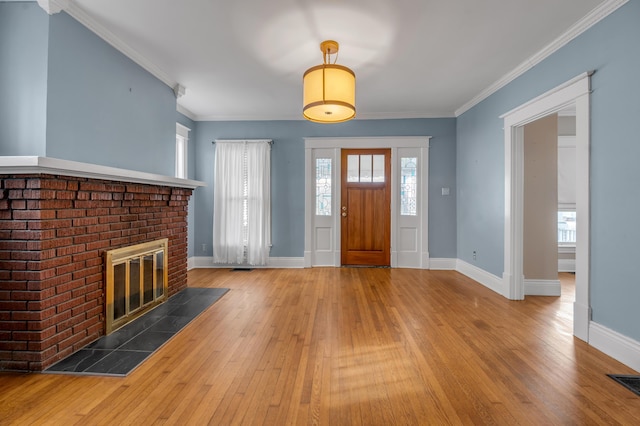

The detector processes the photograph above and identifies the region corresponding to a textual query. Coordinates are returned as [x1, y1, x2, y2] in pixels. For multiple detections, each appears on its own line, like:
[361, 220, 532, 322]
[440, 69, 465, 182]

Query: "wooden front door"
[341, 149, 391, 266]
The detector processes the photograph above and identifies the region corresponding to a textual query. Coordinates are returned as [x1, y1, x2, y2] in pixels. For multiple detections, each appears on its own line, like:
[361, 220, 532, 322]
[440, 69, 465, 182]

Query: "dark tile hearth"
[45, 287, 229, 377]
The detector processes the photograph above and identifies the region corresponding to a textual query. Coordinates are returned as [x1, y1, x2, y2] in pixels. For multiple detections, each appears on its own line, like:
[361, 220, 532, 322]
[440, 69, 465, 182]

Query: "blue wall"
[193, 119, 457, 259]
[457, 0, 640, 340]
[0, 2, 49, 155]
[45, 11, 177, 175]
[0, 3, 177, 176]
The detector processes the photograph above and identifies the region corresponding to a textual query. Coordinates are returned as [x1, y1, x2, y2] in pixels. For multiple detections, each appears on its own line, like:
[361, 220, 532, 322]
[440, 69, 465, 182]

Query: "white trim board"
[524, 279, 561, 296]
[558, 246, 576, 254]
[558, 259, 576, 272]
[456, 260, 506, 296]
[187, 257, 197, 271]
[37, 0, 70, 15]
[429, 258, 457, 270]
[455, 262, 561, 298]
[304, 136, 430, 149]
[188, 256, 305, 269]
[190, 256, 460, 271]
[590, 322, 640, 373]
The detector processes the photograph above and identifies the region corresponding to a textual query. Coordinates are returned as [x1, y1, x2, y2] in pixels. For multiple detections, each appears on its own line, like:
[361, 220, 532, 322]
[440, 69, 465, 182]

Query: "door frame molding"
[304, 136, 430, 268]
[500, 72, 592, 341]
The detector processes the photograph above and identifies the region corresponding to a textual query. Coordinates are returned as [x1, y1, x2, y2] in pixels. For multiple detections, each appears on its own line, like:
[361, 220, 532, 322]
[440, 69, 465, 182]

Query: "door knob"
[342, 212, 347, 217]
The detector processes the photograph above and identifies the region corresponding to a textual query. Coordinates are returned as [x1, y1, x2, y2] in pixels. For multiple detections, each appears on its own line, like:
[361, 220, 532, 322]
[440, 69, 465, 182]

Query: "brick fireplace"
[0, 157, 202, 371]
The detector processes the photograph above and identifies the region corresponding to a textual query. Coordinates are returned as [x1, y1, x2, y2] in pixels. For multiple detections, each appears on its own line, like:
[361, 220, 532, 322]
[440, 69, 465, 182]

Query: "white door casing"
[304, 137, 430, 269]
[500, 72, 591, 341]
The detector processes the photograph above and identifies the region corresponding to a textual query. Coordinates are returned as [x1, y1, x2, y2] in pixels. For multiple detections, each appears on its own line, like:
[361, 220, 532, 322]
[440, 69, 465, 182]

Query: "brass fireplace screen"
[105, 239, 169, 334]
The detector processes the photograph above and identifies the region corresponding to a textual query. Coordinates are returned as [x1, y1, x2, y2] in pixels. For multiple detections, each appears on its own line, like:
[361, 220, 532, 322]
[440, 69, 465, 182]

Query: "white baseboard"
[573, 301, 590, 342]
[429, 258, 456, 270]
[188, 256, 305, 269]
[456, 260, 505, 296]
[558, 258, 576, 272]
[189, 256, 215, 269]
[524, 279, 561, 296]
[267, 257, 305, 268]
[590, 322, 640, 373]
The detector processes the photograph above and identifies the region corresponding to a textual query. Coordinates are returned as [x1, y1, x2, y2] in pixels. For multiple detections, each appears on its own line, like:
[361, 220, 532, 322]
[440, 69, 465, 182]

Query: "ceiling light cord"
[323, 47, 339, 65]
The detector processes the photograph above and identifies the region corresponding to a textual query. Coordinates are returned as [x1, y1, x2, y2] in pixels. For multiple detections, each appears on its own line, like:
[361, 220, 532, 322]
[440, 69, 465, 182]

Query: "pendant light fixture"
[303, 40, 356, 123]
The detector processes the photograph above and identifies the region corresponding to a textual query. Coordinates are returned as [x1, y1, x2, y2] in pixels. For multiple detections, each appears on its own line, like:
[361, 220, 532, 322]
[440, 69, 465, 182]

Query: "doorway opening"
[501, 72, 591, 341]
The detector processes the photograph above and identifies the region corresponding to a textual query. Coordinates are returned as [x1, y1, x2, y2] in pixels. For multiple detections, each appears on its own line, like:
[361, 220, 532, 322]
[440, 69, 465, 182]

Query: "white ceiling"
[62, 0, 607, 121]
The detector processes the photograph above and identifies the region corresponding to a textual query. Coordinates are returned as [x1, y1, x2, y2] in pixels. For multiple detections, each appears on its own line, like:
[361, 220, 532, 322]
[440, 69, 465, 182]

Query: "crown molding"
[37, 0, 70, 15]
[356, 111, 455, 120]
[63, 2, 176, 89]
[176, 104, 197, 121]
[455, 0, 629, 117]
[173, 84, 186, 99]
[194, 113, 304, 122]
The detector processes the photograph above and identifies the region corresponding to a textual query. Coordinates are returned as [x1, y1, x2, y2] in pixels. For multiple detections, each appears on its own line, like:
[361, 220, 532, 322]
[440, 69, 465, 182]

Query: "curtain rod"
[212, 139, 273, 145]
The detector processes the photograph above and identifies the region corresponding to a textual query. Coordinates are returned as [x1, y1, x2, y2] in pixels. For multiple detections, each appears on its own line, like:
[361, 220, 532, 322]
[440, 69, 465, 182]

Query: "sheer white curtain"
[213, 140, 271, 265]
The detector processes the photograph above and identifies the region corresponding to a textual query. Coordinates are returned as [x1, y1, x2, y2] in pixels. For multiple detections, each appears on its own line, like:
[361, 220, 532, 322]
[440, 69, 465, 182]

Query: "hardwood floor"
[1, 269, 639, 424]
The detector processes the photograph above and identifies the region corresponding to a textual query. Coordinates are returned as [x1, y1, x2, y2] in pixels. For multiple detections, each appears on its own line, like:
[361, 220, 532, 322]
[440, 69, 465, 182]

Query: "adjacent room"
[1, 0, 639, 423]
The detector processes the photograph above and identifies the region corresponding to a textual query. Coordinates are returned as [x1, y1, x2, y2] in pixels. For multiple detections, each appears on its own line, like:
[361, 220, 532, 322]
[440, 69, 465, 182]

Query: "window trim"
[176, 123, 190, 179]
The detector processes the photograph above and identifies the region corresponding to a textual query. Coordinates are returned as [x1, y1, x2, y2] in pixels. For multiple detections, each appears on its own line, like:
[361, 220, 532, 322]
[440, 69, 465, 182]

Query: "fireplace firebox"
[105, 239, 168, 334]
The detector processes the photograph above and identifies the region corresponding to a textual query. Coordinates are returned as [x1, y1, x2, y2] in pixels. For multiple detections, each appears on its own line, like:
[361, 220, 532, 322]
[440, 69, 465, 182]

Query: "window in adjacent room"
[176, 123, 190, 178]
[557, 135, 576, 246]
[558, 210, 576, 244]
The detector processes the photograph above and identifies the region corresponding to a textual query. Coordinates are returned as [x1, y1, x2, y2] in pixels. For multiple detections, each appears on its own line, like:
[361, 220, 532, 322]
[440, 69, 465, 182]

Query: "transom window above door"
[347, 154, 385, 182]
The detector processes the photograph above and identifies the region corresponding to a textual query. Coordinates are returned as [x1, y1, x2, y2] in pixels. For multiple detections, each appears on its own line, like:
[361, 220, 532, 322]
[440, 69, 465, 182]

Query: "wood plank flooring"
[1, 269, 639, 425]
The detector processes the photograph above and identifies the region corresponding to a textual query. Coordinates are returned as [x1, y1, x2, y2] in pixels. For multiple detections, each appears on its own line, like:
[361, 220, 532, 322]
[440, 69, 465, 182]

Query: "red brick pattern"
[0, 175, 192, 371]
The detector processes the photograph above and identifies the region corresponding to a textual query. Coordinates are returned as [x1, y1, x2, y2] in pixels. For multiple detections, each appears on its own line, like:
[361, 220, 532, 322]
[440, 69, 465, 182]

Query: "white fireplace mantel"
[0, 156, 205, 189]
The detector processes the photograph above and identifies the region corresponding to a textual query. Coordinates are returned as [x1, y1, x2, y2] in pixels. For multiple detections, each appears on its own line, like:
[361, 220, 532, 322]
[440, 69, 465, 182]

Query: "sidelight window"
[315, 158, 332, 216]
[400, 157, 417, 216]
